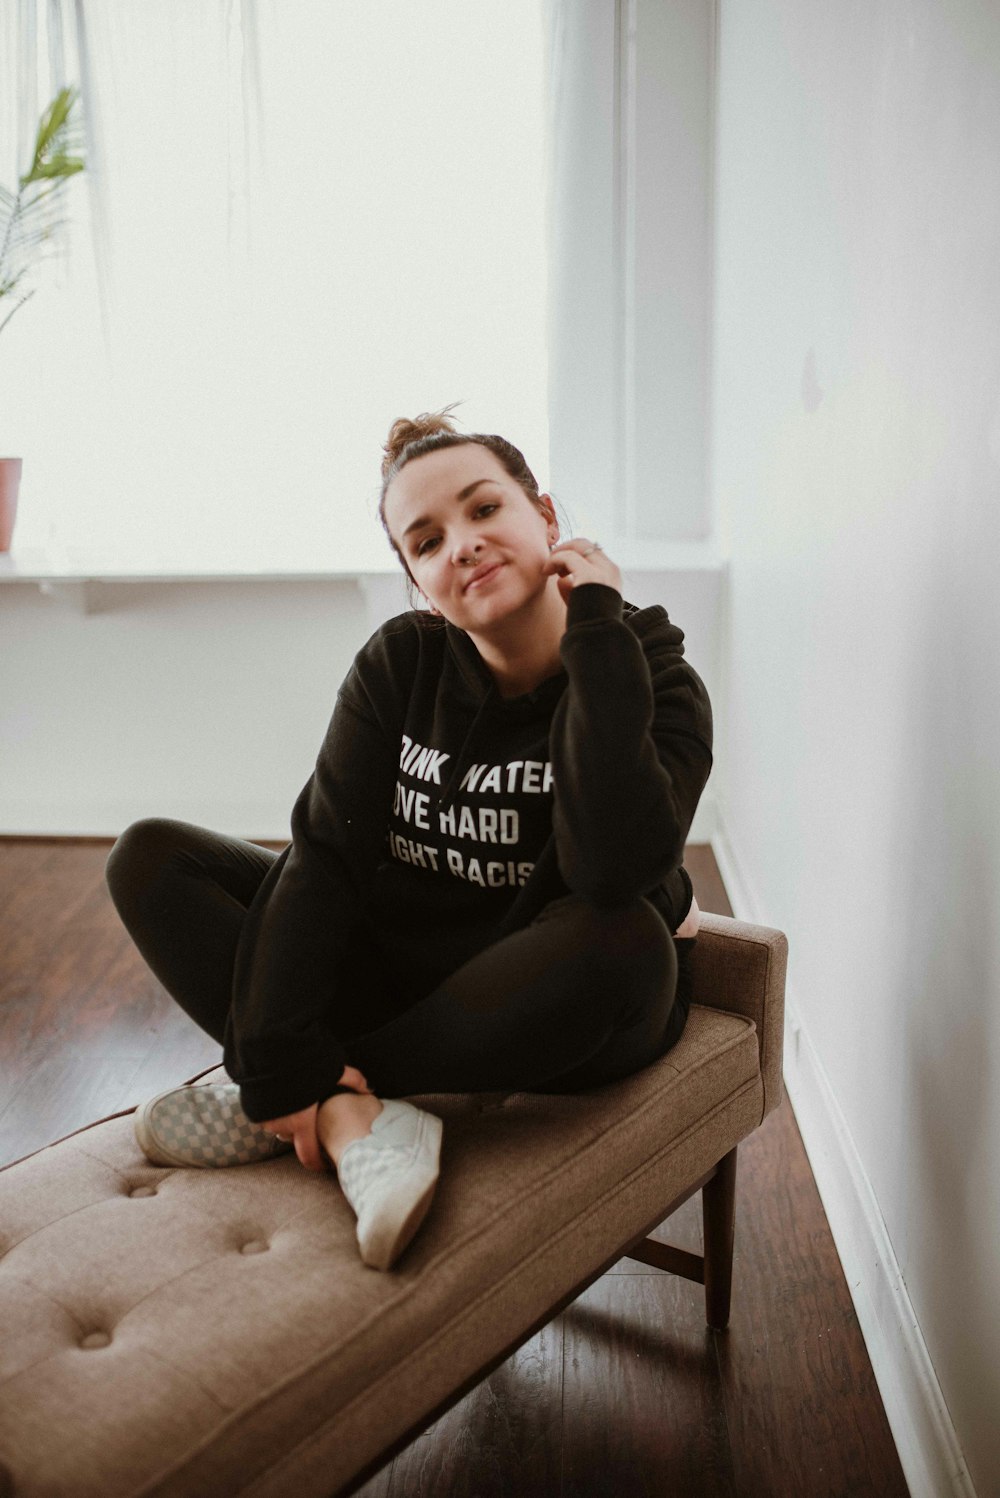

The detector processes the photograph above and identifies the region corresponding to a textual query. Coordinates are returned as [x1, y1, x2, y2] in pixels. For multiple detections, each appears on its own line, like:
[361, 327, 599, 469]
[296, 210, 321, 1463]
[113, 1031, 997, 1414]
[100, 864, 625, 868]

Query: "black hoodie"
[225, 582, 713, 1121]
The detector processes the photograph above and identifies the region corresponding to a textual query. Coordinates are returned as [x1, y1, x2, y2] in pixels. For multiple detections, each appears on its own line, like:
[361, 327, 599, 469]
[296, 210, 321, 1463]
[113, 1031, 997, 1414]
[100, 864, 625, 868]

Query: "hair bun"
[381, 404, 462, 477]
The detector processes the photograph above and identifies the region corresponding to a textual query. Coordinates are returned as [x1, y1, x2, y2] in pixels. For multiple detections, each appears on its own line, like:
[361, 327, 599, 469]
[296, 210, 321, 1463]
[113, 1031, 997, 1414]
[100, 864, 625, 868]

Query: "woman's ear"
[539, 492, 559, 544]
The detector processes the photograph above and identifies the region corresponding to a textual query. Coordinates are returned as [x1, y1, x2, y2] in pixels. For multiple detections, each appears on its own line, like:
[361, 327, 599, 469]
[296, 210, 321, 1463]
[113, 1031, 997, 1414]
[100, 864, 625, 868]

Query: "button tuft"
[240, 1240, 268, 1255]
[80, 1331, 111, 1350]
[129, 1185, 157, 1198]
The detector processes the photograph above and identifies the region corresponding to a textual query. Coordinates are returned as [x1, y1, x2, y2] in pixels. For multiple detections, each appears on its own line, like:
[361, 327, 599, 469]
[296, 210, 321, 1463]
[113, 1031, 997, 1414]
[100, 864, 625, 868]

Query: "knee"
[546, 894, 675, 976]
[105, 817, 182, 910]
[554, 897, 678, 1036]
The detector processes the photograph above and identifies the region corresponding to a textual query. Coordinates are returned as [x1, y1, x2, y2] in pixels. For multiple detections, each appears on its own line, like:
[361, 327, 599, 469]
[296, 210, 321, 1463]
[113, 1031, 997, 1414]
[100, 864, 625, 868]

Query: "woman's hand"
[261, 1065, 371, 1173]
[544, 538, 622, 603]
[261, 1102, 324, 1171]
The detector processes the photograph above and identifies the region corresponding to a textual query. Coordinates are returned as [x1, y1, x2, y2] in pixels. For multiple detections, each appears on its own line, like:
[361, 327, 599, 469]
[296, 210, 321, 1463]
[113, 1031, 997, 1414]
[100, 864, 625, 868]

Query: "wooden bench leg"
[703, 1144, 738, 1330]
[622, 1146, 740, 1329]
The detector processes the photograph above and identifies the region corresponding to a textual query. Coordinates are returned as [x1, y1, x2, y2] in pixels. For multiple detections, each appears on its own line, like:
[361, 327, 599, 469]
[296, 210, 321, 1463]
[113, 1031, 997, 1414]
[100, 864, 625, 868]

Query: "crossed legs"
[106, 817, 681, 1109]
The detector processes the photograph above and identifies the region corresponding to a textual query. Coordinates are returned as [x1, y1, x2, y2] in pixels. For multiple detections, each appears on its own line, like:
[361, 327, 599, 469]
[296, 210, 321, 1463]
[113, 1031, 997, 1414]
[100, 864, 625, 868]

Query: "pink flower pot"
[0, 458, 22, 552]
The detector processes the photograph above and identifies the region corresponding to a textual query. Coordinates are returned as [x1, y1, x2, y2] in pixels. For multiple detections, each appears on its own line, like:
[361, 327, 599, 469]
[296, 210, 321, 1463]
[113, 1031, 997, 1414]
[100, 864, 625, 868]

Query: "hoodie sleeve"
[223, 620, 415, 1122]
[550, 582, 713, 906]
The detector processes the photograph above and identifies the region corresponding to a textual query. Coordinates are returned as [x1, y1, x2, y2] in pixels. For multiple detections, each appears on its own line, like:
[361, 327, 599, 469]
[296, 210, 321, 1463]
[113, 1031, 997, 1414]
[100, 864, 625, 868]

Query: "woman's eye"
[415, 504, 495, 556]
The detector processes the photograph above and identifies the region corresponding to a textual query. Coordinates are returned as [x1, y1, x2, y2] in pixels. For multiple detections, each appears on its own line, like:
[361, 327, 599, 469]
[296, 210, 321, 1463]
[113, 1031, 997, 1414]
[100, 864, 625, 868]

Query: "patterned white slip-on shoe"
[336, 1099, 443, 1271]
[134, 1082, 295, 1168]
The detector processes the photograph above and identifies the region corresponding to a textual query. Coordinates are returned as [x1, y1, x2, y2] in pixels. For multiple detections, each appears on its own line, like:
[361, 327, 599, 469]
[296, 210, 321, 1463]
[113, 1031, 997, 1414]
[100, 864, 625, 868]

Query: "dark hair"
[378, 405, 550, 606]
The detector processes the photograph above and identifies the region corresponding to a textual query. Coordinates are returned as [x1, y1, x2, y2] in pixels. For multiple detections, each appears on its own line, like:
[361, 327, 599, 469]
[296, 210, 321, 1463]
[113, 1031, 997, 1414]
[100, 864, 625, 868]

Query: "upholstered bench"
[0, 912, 786, 1498]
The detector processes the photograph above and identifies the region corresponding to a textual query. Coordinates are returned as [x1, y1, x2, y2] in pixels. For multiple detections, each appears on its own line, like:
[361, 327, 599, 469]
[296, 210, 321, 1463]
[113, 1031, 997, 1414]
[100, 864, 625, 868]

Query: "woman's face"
[383, 444, 558, 635]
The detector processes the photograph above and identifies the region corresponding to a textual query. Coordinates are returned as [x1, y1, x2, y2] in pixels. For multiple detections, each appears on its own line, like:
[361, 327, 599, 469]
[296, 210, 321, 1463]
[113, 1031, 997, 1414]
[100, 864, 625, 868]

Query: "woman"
[106, 409, 713, 1272]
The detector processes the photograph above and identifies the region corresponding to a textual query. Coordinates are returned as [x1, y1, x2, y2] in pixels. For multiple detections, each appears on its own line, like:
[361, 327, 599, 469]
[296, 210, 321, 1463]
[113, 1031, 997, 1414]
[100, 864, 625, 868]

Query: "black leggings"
[106, 818, 691, 1104]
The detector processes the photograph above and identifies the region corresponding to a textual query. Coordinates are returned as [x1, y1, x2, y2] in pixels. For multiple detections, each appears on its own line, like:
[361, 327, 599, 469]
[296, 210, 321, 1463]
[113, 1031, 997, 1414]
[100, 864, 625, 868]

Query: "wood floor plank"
[685, 843, 734, 919]
[0, 839, 220, 1164]
[561, 1274, 738, 1497]
[711, 1099, 910, 1498]
[383, 1320, 563, 1498]
[121, 1020, 222, 1109]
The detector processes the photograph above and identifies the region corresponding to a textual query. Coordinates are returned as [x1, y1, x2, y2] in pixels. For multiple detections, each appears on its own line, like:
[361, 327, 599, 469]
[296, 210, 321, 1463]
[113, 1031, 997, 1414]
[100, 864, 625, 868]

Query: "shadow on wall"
[891, 462, 1000, 1487]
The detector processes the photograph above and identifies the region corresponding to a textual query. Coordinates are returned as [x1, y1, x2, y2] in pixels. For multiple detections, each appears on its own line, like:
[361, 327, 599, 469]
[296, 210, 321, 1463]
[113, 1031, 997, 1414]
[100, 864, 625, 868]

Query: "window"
[2, 2, 549, 571]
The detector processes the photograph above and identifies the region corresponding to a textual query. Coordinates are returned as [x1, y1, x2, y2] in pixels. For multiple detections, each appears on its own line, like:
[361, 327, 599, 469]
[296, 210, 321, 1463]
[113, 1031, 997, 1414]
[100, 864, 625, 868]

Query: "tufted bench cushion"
[0, 914, 785, 1498]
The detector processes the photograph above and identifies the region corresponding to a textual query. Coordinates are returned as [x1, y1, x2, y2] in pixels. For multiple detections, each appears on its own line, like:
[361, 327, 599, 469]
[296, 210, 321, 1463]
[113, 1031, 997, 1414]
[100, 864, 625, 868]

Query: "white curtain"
[2, 0, 140, 346]
[0, 2, 549, 570]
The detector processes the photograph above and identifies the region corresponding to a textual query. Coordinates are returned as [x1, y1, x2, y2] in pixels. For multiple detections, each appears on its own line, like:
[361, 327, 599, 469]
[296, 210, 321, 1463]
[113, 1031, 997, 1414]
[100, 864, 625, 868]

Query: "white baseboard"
[0, 798, 292, 842]
[712, 809, 978, 1498]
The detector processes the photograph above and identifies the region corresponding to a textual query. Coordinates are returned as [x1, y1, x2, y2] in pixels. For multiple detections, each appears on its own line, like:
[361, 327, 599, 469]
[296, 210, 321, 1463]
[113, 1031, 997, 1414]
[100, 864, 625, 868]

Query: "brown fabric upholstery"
[0, 915, 787, 1498]
[692, 911, 787, 1117]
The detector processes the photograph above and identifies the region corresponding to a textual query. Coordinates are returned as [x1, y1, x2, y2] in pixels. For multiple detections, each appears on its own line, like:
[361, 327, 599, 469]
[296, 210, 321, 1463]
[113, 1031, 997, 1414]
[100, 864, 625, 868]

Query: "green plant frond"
[29, 87, 79, 165]
[23, 86, 84, 188]
[0, 85, 86, 341]
[26, 157, 85, 182]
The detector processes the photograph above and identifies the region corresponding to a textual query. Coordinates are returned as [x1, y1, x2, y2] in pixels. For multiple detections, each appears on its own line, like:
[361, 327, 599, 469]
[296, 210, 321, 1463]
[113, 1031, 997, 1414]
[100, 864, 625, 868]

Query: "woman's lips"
[464, 561, 504, 591]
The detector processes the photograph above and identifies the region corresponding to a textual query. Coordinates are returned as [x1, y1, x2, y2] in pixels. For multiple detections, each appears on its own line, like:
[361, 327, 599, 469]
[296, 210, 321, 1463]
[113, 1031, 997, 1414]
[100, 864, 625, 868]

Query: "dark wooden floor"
[0, 839, 909, 1497]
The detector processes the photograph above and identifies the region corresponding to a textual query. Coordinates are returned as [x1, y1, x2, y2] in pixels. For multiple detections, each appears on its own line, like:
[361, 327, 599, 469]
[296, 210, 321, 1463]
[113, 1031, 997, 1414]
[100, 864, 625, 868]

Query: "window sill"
[0, 537, 726, 586]
[0, 545, 401, 585]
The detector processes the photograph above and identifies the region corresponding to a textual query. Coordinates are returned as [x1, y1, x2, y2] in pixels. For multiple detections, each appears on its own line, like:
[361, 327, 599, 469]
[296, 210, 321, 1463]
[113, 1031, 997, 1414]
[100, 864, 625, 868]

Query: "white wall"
[0, 564, 721, 839]
[0, 578, 385, 837]
[711, 2, 1000, 1493]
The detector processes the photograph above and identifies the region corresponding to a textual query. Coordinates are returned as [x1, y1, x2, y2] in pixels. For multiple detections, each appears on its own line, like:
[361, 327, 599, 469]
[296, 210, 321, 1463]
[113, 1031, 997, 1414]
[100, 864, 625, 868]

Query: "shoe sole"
[133, 1100, 199, 1168]
[357, 1112, 443, 1271]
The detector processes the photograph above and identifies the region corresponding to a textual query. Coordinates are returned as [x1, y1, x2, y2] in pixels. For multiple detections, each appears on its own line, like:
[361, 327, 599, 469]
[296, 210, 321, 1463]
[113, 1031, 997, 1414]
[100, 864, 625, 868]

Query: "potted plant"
[0, 85, 86, 551]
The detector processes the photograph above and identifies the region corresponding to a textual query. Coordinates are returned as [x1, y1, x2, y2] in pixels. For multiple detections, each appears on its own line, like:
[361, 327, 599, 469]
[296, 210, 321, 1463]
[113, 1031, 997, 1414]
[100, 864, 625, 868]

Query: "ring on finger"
[582, 541, 603, 557]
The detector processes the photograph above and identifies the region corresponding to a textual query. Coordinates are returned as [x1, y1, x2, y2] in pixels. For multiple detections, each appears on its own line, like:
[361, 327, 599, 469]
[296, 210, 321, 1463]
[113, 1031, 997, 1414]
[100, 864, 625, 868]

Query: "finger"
[543, 549, 583, 575]
[545, 552, 622, 601]
[550, 538, 602, 556]
[544, 554, 600, 585]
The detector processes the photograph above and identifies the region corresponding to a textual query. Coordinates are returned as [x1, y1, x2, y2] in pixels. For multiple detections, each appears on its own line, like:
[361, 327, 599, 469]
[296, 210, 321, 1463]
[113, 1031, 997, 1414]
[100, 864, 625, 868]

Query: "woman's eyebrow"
[402, 478, 498, 540]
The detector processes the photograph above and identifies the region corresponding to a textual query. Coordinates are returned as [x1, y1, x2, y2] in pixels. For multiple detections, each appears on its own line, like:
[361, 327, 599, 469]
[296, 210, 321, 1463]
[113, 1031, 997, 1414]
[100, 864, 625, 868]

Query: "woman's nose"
[452, 534, 483, 566]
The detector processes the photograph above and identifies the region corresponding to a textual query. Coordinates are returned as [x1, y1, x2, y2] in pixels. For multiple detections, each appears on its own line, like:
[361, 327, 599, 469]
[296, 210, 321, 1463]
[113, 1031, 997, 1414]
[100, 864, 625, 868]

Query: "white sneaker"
[336, 1099, 443, 1270]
